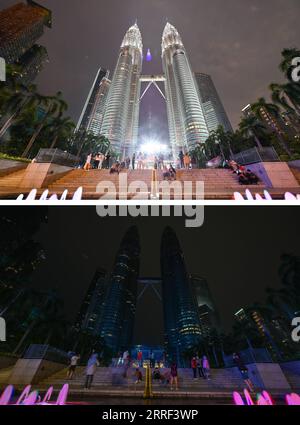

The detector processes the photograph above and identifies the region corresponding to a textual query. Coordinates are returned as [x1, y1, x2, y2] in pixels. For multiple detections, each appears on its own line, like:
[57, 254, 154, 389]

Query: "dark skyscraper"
[0, 1, 51, 64]
[194, 72, 233, 134]
[161, 227, 201, 364]
[76, 68, 111, 136]
[190, 275, 221, 338]
[74, 268, 108, 336]
[99, 226, 140, 353]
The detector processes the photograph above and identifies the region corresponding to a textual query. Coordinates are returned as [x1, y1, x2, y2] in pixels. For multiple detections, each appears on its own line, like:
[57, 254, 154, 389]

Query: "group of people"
[227, 160, 260, 185]
[83, 153, 111, 171]
[191, 355, 211, 380]
[66, 351, 100, 390]
[179, 151, 192, 170]
[66, 350, 255, 393]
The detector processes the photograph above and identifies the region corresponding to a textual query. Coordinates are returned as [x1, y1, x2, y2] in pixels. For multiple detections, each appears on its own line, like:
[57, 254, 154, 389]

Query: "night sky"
[22, 206, 300, 344]
[1, 0, 300, 137]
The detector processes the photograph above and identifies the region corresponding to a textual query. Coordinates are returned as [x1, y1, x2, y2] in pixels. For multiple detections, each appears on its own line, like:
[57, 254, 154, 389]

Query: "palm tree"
[238, 115, 266, 149]
[251, 97, 292, 156]
[0, 83, 43, 139]
[48, 116, 75, 149]
[22, 91, 68, 158]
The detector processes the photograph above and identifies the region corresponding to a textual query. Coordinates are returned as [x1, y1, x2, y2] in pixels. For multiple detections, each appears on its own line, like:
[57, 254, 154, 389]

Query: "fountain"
[234, 190, 300, 201]
[233, 389, 300, 405]
[16, 187, 83, 201]
[0, 384, 69, 405]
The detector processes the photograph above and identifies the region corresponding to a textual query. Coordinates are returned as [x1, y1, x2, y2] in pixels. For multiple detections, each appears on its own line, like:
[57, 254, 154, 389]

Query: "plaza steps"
[290, 166, 300, 185]
[165, 169, 264, 190]
[48, 169, 154, 199]
[0, 168, 27, 193]
[38, 366, 247, 393]
[280, 362, 300, 390]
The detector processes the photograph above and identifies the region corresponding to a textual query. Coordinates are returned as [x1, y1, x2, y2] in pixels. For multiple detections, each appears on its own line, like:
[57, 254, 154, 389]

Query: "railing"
[232, 147, 280, 165]
[35, 149, 80, 168]
[23, 344, 70, 364]
[223, 348, 273, 367]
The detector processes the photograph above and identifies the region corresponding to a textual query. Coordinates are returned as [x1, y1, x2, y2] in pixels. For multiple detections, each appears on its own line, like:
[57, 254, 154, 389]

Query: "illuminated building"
[194, 73, 233, 134]
[161, 227, 202, 364]
[76, 68, 111, 136]
[0, 1, 51, 64]
[101, 24, 143, 156]
[162, 23, 209, 158]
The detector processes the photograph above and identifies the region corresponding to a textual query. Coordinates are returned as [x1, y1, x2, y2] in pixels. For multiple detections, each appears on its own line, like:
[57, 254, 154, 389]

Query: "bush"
[279, 154, 290, 162]
[0, 152, 31, 163]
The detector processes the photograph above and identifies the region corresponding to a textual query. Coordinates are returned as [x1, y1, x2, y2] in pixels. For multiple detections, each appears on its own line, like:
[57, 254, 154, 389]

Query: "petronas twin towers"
[100, 23, 210, 159]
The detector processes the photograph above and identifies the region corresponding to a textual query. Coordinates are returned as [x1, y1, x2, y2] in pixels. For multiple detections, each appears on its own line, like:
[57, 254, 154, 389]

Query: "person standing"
[98, 153, 105, 169]
[196, 355, 204, 378]
[184, 153, 191, 170]
[67, 353, 80, 380]
[233, 352, 255, 393]
[137, 350, 143, 367]
[202, 355, 210, 380]
[150, 351, 155, 368]
[179, 150, 184, 169]
[84, 153, 92, 171]
[191, 357, 197, 379]
[132, 153, 136, 170]
[170, 361, 179, 391]
[84, 352, 99, 389]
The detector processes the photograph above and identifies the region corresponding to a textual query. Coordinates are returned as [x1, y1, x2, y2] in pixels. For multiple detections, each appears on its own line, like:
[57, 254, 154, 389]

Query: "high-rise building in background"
[74, 268, 108, 335]
[99, 226, 140, 352]
[194, 73, 233, 134]
[161, 227, 202, 364]
[162, 23, 209, 158]
[0, 1, 51, 82]
[76, 68, 111, 136]
[190, 275, 221, 338]
[101, 24, 143, 157]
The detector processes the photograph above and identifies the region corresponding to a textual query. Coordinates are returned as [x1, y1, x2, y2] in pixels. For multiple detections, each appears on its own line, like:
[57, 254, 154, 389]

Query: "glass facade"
[194, 72, 233, 133]
[74, 268, 108, 335]
[101, 24, 143, 157]
[161, 227, 202, 364]
[99, 226, 140, 353]
[162, 23, 209, 157]
[0, 1, 51, 64]
[76, 68, 111, 136]
[189, 275, 221, 338]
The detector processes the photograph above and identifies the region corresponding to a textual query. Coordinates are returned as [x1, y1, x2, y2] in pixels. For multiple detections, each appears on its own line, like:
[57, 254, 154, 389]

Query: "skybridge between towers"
[139, 75, 166, 101]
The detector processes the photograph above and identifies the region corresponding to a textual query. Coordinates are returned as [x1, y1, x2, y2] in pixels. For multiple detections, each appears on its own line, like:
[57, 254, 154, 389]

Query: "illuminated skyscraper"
[162, 23, 209, 158]
[0, 1, 51, 64]
[101, 24, 143, 157]
[76, 68, 111, 136]
[194, 73, 233, 134]
[99, 226, 140, 352]
[161, 227, 202, 364]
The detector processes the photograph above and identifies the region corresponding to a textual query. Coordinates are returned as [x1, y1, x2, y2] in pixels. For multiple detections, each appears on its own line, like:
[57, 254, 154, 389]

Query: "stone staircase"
[48, 170, 154, 199]
[280, 362, 300, 390]
[38, 366, 246, 394]
[0, 168, 27, 196]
